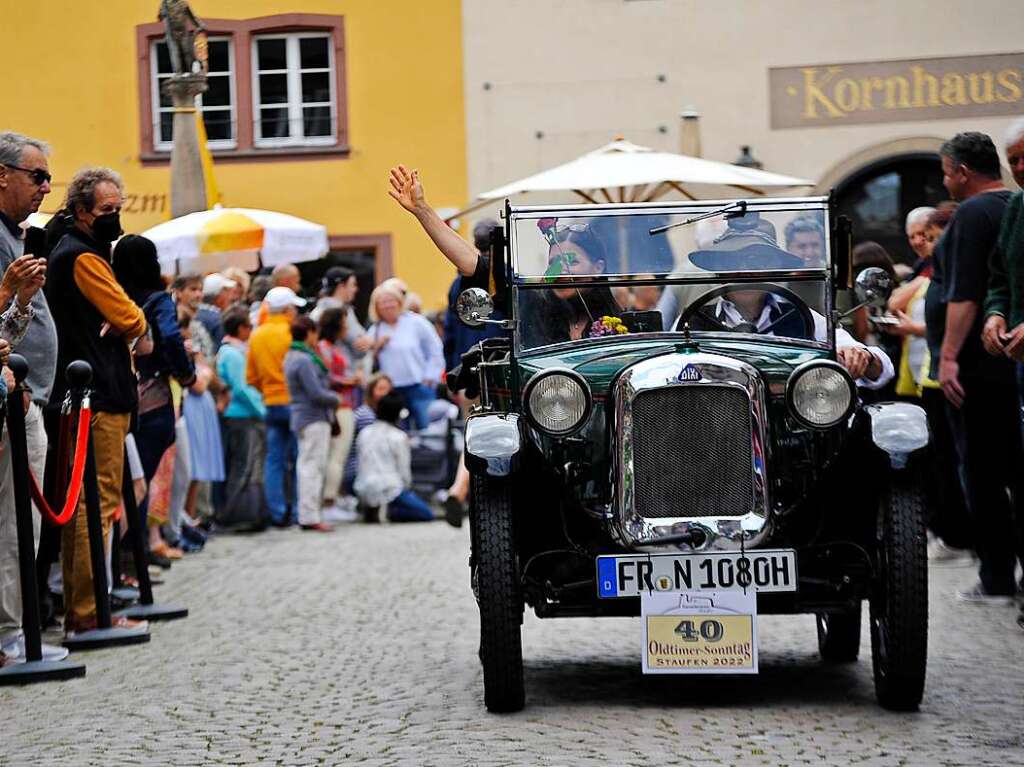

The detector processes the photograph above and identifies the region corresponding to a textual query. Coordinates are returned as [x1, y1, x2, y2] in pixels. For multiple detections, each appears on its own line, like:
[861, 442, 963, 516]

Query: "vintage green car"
[452, 196, 929, 713]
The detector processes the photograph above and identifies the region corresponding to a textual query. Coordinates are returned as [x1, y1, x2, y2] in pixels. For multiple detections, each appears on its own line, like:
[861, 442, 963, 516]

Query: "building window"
[151, 37, 237, 151]
[136, 14, 348, 162]
[253, 33, 336, 147]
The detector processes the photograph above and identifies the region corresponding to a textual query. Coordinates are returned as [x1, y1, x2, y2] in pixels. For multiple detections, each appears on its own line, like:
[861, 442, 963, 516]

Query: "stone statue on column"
[159, 0, 207, 75]
[158, 0, 210, 218]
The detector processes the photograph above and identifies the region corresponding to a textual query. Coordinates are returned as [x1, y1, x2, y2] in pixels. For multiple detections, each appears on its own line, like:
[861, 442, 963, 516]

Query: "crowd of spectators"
[0, 130, 459, 667]
[851, 125, 1024, 631]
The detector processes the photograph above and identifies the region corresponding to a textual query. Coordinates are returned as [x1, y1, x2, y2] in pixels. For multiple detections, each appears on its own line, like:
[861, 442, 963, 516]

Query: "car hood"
[519, 337, 828, 390]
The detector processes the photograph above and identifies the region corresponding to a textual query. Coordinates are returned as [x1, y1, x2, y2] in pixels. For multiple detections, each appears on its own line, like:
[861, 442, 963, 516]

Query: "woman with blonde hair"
[221, 266, 251, 304]
[367, 283, 444, 430]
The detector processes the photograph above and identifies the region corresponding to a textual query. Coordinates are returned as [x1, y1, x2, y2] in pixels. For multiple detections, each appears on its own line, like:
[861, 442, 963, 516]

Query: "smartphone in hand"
[23, 226, 46, 259]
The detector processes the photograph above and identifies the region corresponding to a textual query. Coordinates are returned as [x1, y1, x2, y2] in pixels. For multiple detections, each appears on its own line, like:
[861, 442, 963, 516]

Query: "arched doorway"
[815, 137, 949, 265]
[833, 154, 947, 265]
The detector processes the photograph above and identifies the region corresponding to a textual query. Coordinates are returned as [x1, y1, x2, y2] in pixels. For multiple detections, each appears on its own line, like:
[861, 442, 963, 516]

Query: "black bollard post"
[108, 519, 140, 605]
[0, 355, 85, 684]
[60, 361, 149, 651]
[115, 449, 187, 621]
[110, 518, 122, 595]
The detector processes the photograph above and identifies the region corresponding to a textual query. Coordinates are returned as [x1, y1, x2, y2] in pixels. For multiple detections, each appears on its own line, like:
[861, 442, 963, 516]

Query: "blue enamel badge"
[677, 364, 700, 382]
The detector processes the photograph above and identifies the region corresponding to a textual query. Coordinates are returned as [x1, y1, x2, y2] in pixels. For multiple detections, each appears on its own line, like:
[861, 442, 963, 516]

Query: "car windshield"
[509, 200, 832, 351]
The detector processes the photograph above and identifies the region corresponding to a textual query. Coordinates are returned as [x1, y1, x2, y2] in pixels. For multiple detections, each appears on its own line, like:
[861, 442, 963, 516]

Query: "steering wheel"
[673, 282, 816, 340]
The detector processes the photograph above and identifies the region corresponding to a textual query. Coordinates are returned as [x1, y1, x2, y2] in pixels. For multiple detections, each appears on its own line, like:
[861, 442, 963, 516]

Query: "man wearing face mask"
[46, 167, 149, 637]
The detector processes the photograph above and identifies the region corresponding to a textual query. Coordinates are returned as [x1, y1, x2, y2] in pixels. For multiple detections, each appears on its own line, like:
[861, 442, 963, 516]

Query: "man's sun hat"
[689, 212, 804, 271]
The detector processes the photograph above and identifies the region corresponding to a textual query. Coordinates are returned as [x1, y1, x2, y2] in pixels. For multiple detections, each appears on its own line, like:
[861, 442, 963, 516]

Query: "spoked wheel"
[816, 603, 862, 663]
[470, 473, 524, 713]
[870, 478, 928, 711]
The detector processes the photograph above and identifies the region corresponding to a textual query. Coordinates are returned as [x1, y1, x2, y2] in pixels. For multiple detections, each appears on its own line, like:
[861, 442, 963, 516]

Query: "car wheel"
[470, 473, 524, 713]
[816, 604, 861, 663]
[869, 477, 928, 711]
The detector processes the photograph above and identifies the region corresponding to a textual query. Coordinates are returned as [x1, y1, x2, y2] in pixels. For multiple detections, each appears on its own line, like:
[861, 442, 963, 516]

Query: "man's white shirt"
[713, 296, 894, 390]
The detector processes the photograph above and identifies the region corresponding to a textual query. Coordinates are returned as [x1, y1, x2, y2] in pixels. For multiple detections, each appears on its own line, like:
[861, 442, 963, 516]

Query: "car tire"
[816, 604, 861, 663]
[470, 473, 525, 713]
[870, 477, 928, 711]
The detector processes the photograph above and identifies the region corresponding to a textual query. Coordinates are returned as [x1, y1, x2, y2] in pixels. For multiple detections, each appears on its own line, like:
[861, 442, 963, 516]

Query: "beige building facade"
[461, 0, 1024, 261]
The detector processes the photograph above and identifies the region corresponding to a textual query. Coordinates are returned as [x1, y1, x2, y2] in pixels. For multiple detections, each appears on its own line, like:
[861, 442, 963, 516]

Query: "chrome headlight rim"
[523, 367, 592, 437]
[785, 359, 856, 430]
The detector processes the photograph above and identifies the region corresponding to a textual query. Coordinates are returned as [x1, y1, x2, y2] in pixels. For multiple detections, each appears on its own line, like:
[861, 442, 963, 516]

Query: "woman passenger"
[388, 165, 621, 347]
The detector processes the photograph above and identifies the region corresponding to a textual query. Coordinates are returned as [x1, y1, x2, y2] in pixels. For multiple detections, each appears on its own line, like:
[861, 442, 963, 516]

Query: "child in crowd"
[354, 391, 434, 522]
[284, 315, 340, 532]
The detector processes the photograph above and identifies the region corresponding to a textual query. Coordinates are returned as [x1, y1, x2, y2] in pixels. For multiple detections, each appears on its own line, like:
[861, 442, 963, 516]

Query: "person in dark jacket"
[46, 167, 149, 636]
[112, 234, 195, 562]
[442, 220, 504, 371]
[284, 315, 339, 532]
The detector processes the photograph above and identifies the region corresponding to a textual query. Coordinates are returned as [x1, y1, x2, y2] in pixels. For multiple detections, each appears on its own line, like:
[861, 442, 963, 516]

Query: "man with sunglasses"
[0, 131, 61, 666]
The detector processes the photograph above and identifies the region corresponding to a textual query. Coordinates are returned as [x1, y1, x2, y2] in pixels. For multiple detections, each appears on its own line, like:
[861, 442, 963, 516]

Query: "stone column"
[163, 74, 209, 218]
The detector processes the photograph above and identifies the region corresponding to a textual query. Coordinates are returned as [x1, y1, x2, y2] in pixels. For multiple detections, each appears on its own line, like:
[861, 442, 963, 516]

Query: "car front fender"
[465, 413, 523, 478]
[863, 402, 930, 470]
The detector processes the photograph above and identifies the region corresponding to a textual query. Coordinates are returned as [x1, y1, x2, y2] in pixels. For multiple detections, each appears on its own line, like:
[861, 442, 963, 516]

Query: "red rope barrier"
[29, 405, 91, 527]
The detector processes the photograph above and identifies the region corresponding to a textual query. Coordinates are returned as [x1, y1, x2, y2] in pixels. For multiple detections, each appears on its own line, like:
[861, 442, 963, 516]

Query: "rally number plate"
[597, 549, 798, 598]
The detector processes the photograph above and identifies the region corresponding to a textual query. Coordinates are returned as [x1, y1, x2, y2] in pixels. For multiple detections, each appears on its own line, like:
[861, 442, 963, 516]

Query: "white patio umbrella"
[449, 139, 813, 220]
[141, 205, 330, 274]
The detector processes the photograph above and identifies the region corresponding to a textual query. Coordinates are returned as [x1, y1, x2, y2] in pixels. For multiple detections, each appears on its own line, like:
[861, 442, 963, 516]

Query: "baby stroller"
[409, 410, 464, 502]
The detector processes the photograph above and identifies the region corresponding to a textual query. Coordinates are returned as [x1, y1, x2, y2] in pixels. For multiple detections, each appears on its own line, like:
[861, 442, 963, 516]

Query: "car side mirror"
[456, 287, 495, 328]
[853, 267, 894, 309]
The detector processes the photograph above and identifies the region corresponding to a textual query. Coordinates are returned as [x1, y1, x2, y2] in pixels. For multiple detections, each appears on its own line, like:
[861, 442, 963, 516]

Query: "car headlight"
[786, 360, 855, 429]
[524, 370, 591, 436]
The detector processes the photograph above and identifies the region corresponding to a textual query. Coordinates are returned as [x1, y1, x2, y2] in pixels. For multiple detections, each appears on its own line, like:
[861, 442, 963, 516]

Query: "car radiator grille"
[631, 385, 754, 519]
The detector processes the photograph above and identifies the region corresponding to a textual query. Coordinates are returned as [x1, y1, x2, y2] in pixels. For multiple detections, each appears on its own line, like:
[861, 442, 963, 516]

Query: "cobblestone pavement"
[3, 522, 1022, 767]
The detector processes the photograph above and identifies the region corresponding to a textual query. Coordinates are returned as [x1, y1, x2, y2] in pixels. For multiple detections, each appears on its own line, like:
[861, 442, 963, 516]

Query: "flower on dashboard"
[588, 316, 629, 338]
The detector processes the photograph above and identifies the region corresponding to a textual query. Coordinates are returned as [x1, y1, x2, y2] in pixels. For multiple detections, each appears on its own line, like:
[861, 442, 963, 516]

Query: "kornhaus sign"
[769, 53, 1024, 129]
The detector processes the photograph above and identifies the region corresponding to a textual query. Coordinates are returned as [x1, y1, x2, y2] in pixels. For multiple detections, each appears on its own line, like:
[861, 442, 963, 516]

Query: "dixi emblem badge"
[677, 364, 701, 382]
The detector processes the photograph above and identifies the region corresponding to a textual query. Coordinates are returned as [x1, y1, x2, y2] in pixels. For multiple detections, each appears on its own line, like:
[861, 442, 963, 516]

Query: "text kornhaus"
[799, 64, 1023, 119]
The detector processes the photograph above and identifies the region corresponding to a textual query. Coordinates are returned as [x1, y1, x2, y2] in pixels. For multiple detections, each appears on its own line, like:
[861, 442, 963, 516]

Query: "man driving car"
[682, 214, 893, 388]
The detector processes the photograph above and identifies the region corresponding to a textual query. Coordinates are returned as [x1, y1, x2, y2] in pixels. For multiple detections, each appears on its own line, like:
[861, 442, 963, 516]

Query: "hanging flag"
[195, 109, 222, 208]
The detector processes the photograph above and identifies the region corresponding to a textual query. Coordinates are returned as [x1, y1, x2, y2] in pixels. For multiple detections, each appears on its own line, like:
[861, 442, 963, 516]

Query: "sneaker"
[323, 506, 358, 523]
[956, 583, 1016, 604]
[180, 524, 207, 546]
[928, 540, 973, 566]
[0, 635, 70, 663]
[299, 522, 334, 532]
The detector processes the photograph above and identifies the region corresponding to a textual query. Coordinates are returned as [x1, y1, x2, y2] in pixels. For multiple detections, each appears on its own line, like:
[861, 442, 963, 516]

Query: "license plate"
[597, 549, 798, 598]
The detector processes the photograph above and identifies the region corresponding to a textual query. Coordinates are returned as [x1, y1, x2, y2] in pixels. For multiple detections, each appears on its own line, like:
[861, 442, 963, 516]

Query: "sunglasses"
[539, 219, 592, 245]
[5, 164, 52, 186]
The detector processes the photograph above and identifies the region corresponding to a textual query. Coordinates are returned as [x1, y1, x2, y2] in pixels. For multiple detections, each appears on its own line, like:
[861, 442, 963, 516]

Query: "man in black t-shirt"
[925, 131, 1023, 602]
